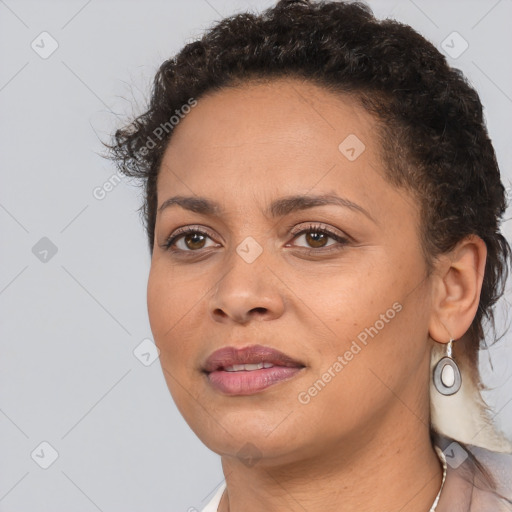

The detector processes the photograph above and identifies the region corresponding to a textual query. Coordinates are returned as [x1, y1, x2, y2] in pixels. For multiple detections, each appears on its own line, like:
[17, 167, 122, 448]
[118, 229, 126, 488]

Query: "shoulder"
[469, 444, 512, 511]
[437, 439, 512, 511]
[470, 488, 512, 512]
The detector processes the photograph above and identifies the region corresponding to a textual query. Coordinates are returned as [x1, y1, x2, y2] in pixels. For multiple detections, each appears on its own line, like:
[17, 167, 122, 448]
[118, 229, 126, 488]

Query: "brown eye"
[183, 232, 207, 250]
[163, 227, 219, 252]
[303, 231, 329, 248]
[291, 224, 348, 250]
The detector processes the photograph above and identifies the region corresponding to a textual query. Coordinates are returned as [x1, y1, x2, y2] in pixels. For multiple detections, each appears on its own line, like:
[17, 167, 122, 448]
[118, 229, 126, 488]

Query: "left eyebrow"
[267, 193, 375, 223]
[158, 193, 376, 223]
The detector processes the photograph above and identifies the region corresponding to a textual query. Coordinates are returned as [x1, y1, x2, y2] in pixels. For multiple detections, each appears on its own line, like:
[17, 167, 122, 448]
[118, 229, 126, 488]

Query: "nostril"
[250, 307, 268, 315]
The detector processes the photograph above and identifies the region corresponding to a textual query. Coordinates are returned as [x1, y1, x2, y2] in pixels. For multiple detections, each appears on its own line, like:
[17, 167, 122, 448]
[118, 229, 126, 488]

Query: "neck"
[218, 403, 443, 512]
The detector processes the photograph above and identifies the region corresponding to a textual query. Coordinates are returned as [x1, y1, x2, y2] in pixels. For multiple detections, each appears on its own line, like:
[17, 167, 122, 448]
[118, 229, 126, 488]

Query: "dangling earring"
[433, 338, 462, 395]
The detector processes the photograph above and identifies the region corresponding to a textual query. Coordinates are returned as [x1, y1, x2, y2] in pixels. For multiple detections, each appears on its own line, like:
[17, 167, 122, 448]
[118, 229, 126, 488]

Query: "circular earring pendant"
[433, 356, 462, 396]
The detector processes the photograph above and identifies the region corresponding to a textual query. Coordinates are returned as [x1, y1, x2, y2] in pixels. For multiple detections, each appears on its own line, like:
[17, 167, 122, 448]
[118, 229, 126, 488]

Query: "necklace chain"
[430, 445, 448, 511]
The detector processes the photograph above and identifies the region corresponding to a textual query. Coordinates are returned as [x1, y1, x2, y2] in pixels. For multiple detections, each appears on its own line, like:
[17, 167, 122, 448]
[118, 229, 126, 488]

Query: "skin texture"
[146, 77, 487, 512]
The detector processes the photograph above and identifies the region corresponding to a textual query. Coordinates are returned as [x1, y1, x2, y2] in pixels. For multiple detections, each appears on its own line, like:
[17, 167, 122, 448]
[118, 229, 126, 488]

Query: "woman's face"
[147, 78, 434, 464]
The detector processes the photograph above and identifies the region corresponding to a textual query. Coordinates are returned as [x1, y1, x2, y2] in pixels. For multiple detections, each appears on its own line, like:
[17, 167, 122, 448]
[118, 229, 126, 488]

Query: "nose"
[208, 245, 285, 325]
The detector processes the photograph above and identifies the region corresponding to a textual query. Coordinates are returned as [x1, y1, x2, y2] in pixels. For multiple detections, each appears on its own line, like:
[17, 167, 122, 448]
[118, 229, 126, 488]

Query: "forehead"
[154, 78, 416, 230]
[166, 77, 374, 151]
[158, 79, 378, 188]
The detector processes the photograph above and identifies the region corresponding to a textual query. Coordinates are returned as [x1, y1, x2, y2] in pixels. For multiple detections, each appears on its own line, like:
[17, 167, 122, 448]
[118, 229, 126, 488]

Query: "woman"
[105, 0, 512, 510]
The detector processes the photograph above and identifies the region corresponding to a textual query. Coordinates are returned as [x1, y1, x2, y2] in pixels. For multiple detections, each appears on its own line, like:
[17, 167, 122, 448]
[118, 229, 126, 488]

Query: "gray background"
[1, 0, 511, 510]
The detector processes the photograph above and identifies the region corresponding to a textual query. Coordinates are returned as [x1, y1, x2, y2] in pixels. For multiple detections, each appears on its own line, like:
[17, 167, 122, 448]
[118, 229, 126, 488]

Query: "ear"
[429, 234, 487, 342]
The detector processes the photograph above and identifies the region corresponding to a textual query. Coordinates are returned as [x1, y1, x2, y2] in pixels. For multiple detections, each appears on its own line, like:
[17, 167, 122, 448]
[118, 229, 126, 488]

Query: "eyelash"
[162, 223, 350, 255]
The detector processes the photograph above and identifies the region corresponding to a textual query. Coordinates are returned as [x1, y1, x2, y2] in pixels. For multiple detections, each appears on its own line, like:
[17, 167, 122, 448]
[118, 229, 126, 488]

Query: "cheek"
[146, 260, 217, 382]
[147, 266, 171, 340]
[147, 259, 201, 326]
[294, 251, 427, 373]
[147, 263, 196, 355]
[147, 264, 206, 414]
[288, 257, 395, 338]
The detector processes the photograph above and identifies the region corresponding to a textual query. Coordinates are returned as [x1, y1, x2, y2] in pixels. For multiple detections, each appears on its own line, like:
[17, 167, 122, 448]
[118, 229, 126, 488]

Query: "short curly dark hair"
[104, 0, 510, 484]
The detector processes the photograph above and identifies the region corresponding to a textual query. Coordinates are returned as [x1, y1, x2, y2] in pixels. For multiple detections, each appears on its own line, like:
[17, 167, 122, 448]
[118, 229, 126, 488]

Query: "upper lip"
[202, 344, 305, 373]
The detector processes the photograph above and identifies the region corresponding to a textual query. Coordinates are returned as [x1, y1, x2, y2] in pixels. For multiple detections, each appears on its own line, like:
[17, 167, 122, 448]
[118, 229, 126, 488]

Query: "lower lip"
[206, 366, 304, 395]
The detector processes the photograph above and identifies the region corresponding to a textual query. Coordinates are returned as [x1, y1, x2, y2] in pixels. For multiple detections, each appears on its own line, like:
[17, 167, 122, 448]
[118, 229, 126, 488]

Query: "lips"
[202, 344, 305, 373]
